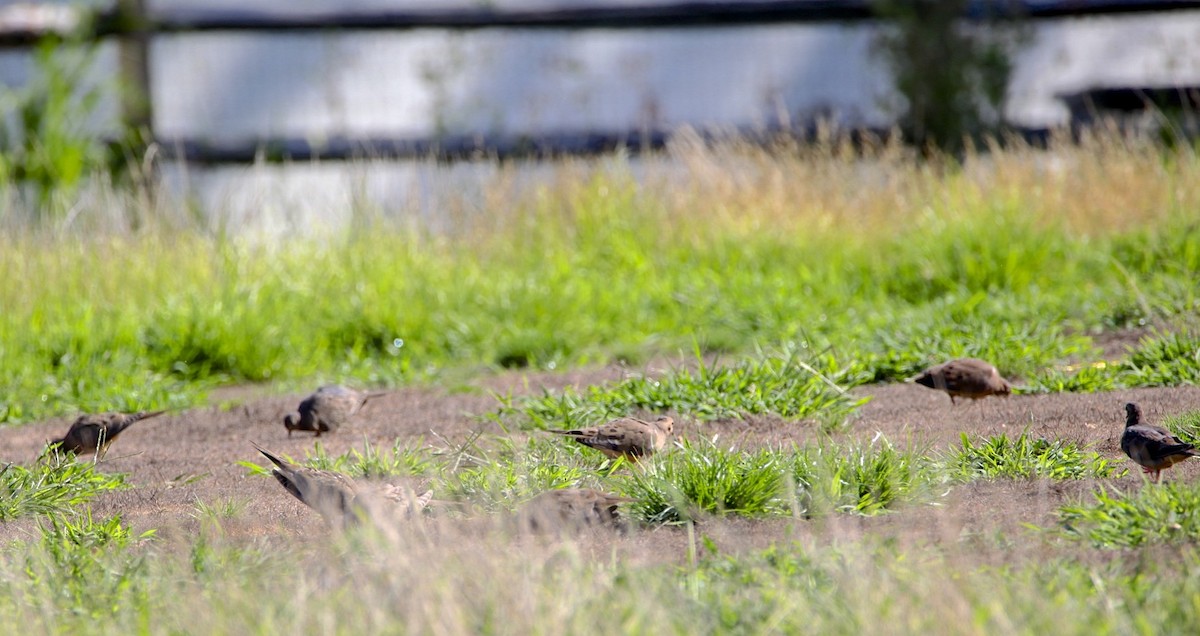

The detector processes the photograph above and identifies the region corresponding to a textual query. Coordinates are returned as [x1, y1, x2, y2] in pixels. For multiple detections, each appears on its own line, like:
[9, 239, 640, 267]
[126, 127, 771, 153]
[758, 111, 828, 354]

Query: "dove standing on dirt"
[548, 415, 674, 461]
[50, 411, 164, 456]
[912, 358, 1012, 405]
[1121, 402, 1199, 483]
[520, 488, 633, 532]
[253, 443, 431, 527]
[283, 385, 386, 437]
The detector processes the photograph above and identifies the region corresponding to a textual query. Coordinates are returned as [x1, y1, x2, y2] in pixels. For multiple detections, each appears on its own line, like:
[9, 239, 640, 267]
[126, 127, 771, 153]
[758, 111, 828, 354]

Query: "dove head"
[652, 416, 674, 436]
[1125, 402, 1142, 427]
[283, 413, 298, 434]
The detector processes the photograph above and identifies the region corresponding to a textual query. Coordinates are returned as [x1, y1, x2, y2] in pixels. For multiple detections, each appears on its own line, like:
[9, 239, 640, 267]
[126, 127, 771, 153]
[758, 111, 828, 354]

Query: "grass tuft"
[1058, 481, 1200, 548]
[950, 432, 1124, 481]
[0, 451, 128, 522]
[495, 345, 869, 431]
[791, 439, 943, 516]
[620, 437, 784, 523]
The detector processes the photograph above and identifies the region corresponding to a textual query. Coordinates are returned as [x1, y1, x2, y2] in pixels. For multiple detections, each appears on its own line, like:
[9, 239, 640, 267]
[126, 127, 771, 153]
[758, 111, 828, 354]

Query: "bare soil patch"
[4, 364, 1200, 559]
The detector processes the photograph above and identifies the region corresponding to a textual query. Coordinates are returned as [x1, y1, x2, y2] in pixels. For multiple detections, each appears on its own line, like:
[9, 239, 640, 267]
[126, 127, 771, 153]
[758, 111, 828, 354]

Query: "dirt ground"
[4, 361, 1200, 558]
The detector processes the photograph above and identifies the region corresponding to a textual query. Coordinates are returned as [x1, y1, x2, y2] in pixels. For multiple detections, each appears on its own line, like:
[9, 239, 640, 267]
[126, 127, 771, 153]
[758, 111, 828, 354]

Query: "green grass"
[621, 438, 786, 523]
[791, 440, 944, 516]
[493, 345, 869, 431]
[1057, 481, 1200, 548]
[0, 451, 128, 522]
[5, 136, 1200, 632]
[3, 139, 1200, 424]
[950, 432, 1125, 481]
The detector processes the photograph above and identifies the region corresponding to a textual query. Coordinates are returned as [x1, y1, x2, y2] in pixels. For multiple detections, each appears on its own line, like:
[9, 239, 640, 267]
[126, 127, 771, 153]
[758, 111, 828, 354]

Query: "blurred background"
[1, 0, 1199, 230]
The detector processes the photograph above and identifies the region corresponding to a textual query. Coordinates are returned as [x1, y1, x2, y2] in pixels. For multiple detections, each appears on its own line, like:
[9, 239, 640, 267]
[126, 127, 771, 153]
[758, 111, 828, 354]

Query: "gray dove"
[283, 385, 386, 437]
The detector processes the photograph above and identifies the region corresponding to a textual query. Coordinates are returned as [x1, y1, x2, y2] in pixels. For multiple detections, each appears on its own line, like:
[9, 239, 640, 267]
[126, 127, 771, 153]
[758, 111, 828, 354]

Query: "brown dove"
[51, 411, 164, 456]
[253, 443, 431, 527]
[520, 488, 633, 532]
[1121, 402, 1199, 483]
[548, 415, 674, 461]
[283, 385, 386, 437]
[912, 358, 1012, 404]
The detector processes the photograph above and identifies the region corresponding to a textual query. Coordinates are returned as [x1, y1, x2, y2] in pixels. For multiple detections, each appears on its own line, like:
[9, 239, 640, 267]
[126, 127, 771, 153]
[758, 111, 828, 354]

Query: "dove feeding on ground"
[283, 385, 385, 437]
[51, 411, 164, 456]
[253, 443, 431, 527]
[548, 415, 674, 461]
[1121, 402, 1199, 483]
[912, 358, 1012, 405]
[520, 488, 633, 532]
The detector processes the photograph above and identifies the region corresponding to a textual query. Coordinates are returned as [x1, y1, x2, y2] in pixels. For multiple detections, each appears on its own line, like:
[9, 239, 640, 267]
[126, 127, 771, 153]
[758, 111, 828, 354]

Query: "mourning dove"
[50, 411, 164, 456]
[282, 385, 386, 437]
[912, 358, 1011, 404]
[253, 443, 431, 527]
[549, 415, 674, 460]
[520, 488, 633, 532]
[1121, 402, 1199, 483]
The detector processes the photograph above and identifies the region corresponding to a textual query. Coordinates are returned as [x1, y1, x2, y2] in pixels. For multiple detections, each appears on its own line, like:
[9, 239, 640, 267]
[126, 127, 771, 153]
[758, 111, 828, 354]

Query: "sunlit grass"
[950, 432, 1125, 481]
[1057, 481, 1200, 548]
[0, 451, 128, 522]
[3, 134, 1199, 426]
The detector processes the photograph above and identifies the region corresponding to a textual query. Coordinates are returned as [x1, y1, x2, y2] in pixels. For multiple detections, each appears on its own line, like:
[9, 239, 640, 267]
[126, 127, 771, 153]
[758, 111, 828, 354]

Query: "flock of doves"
[44, 356, 1198, 531]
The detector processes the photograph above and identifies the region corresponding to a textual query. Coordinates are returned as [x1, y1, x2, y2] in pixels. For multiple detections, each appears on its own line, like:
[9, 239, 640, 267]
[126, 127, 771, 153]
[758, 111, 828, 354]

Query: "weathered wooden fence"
[2, 0, 1199, 163]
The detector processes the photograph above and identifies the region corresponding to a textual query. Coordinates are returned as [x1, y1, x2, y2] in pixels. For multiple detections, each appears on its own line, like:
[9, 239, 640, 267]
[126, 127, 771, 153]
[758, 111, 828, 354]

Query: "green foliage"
[620, 438, 784, 523]
[0, 451, 128, 521]
[872, 0, 1022, 151]
[3, 145, 1200, 423]
[1058, 482, 1200, 548]
[1161, 409, 1200, 446]
[950, 432, 1124, 481]
[1120, 331, 1200, 387]
[11, 512, 153, 624]
[0, 39, 111, 215]
[791, 440, 943, 516]
[441, 436, 599, 512]
[495, 346, 870, 431]
[297, 438, 438, 479]
[1026, 331, 1200, 393]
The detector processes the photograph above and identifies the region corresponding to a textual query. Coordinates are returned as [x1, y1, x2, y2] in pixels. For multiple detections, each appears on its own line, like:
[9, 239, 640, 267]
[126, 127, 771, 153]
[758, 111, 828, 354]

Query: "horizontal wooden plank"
[4, 1, 1200, 47]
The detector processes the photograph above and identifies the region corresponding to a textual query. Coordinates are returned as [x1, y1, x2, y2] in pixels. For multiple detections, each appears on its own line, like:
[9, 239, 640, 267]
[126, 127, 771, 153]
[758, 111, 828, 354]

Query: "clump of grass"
[15, 511, 154, 623]
[1119, 331, 1200, 387]
[950, 432, 1124, 481]
[1026, 361, 1119, 394]
[1058, 482, 1200, 548]
[791, 439, 943, 516]
[301, 438, 438, 478]
[620, 437, 784, 523]
[495, 346, 869, 431]
[1027, 331, 1200, 394]
[439, 436, 600, 512]
[0, 451, 128, 521]
[1160, 409, 1200, 445]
